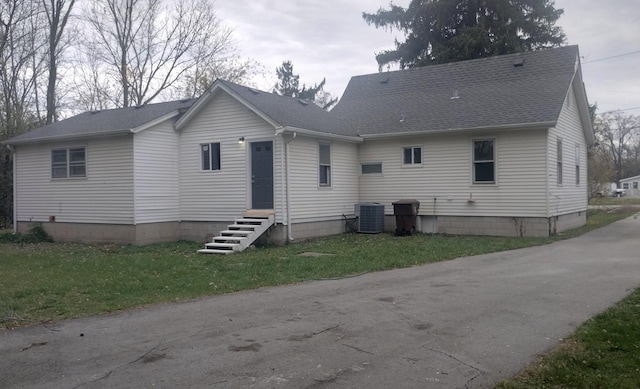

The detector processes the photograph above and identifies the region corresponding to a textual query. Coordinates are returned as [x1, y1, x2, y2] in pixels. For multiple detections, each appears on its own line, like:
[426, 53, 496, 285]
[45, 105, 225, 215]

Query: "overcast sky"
[214, 0, 640, 116]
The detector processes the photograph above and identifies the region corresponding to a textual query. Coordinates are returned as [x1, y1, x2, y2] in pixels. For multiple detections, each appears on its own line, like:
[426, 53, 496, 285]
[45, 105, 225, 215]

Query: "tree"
[595, 111, 640, 184]
[274, 61, 337, 109]
[363, 0, 566, 69]
[42, 0, 76, 124]
[81, 0, 235, 108]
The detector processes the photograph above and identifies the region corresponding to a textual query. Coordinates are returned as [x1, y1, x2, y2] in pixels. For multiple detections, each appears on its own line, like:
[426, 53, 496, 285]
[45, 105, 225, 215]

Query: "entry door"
[251, 141, 274, 209]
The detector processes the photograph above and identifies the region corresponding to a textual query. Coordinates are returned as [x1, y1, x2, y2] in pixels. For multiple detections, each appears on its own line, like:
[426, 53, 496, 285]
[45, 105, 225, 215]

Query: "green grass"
[0, 209, 636, 329]
[590, 196, 640, 206]
[495, 287, 640, 389]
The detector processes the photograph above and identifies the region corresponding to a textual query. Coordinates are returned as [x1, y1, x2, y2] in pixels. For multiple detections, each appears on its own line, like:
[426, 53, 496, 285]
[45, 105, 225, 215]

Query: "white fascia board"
[130, 111, 180, 134]
[176, 81, 281, 131]
[3, 128, 131, 145]
[277, 126, 363, 143]
[360, 121, 556, 140]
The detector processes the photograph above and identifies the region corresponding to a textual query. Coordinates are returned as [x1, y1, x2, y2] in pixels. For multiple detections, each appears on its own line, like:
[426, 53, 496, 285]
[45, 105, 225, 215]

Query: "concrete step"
[227, 224, 258, 230]
[197, 249, 234, 255]
[235, 218, 269, 224]
[220, 230, 252, 236]
[205, 242, 239, 249]
[213, 236, 246, 242]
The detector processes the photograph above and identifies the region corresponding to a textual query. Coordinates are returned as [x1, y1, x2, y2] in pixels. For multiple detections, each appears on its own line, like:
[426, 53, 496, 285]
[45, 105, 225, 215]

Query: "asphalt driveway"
[2, 213, 639, 389]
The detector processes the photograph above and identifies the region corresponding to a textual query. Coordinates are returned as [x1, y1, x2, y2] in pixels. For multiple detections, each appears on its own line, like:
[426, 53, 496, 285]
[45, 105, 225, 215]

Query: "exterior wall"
[437, 215, 550, 237]
[552, 211, 587, 234]
[620, 176, 640, 197]
[179, 221, 230, 243]
[548, 84, 589, 216]
[287, 136, 360, 223]
[14, 135, 135, 225]
[358, 129, 549, 218]
[134, 119, 180, 223]
[291, 218, 349, 240]
[18, 221, 179, 245]
[179, 92, 284, 224]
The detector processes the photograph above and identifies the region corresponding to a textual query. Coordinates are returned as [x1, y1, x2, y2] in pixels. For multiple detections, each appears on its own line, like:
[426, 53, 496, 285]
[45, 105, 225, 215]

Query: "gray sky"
[215, 0, 640, 116]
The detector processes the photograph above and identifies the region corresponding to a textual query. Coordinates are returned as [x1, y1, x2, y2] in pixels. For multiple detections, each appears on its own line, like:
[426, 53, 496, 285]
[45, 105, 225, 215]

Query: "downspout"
[284, 132, 297, 241]
[7, 144, 16, 234]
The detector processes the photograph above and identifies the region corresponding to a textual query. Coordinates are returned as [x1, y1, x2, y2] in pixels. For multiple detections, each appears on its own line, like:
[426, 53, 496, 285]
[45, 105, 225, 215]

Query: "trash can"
[392, 199, 420, 236]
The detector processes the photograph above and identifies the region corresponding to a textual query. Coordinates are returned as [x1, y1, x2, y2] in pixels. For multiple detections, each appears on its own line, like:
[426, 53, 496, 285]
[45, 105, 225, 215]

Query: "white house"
[4, 45, 594, 249]
[620, 175, 640, 197]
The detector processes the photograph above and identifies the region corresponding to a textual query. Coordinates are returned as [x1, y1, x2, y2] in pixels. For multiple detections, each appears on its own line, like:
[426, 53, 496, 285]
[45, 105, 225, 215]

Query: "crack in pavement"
[71, 344, 162, 389]
[424, 346, 484, 388]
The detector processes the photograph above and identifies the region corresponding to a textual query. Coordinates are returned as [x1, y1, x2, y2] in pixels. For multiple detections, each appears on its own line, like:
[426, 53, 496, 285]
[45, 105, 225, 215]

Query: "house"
[620, 175, 640, 197]
[4, 45, 594, 249]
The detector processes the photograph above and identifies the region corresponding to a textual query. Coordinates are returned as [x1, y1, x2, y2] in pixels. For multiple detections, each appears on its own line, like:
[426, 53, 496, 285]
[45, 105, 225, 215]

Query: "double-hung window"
[201, 143, 221, 171]
[557, 138, 563, 185]
[52, 147, 86, 178]
[472, 139, 495, 184]
[403, 146, 422, 165]
[319, 143, 331, 187]
[575, 145, 580, 185]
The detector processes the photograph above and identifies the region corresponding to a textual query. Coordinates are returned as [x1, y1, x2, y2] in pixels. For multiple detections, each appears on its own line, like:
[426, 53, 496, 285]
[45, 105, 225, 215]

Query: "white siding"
[288, 137, 360, 222]
[15, 135, 134, 224]
[179, 92, 284, 222]
[134, 120, 180, 223]
[548, 84, 589, 216]
[358, 129, 549, 217]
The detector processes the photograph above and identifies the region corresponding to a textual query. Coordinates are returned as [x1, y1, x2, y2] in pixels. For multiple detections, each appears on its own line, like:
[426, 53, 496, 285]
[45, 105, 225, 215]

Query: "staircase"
[198, 211, 275, 254]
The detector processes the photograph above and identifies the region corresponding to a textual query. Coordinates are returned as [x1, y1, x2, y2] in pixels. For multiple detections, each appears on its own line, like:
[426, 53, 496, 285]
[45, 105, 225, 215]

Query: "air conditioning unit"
[354, 203, 385, 233]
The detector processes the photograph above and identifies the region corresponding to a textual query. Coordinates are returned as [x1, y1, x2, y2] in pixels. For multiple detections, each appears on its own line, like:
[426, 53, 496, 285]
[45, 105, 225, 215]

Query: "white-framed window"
[557, 138, 563, 185]
[201, 142, 221, 171]
[575, 144, 580, 185]
[319, 143, 331, 187]
[403, 146, 422, 165]
[361, 162, 383, 175]
[623, 183, 629, 189]
[51, 147, 86, 178]
[472, 139, 495, 184]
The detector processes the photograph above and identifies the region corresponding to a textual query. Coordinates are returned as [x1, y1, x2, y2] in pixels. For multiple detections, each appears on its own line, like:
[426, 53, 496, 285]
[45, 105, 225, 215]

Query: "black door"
[251, 141, 274, 209]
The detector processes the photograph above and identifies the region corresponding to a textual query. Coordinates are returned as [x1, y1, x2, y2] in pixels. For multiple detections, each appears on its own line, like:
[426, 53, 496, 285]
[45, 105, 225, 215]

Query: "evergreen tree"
[363, 0, 566, 69]
[274, 61, 337, 110]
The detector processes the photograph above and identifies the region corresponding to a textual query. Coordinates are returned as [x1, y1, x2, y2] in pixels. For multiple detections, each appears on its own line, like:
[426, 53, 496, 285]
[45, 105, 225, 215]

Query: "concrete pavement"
[1, 213, 639, 388]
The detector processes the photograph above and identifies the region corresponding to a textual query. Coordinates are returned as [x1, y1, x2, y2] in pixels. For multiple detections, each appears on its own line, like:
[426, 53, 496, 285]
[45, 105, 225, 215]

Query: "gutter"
[2, 128, 132, 146]
[276, 126, 363, 143]
[284, 131, 297, 241]
[360, 121, 557, 140]
[5, 144, 17, 233]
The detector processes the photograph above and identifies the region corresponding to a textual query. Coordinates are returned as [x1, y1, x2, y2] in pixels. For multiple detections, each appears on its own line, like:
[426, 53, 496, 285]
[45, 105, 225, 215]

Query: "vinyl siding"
[133, 120, 180, 224]
[179, 92, 284, 222]
[358, 129, 549, 217]
[288, 137, 360, 222]
[15, 135, 134, 224]
[548, 84, 589, 216]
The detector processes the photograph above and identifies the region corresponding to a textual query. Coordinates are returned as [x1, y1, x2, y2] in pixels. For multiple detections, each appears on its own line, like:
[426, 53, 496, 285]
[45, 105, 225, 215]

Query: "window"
[473, 139, 495, 183]
[403, 146, 422, 165]
[623, 183, 629, 189]
[575, 145, 580, 185]
[319, 143, 331, 186]
[634, 182, 638, 190]
[201, 143, 220, 171]
[361, 162, 383, 175]
[52, 147, 86, 178]
[557, 138, 563, 185]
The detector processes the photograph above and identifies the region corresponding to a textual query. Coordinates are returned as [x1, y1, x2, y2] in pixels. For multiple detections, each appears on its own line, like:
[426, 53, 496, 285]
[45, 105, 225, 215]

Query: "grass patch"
[589, 196, 640, 206]
[0, 209, 636, 329]
[495, 287, 640, 389]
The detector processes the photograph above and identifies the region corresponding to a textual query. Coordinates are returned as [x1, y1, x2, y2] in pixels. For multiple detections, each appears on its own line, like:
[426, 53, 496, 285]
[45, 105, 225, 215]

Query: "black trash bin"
[392, 199, 420, 236]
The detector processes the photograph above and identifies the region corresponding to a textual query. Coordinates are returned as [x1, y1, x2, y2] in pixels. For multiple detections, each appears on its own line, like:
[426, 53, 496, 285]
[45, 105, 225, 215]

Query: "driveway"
[2, 214, 639, 389]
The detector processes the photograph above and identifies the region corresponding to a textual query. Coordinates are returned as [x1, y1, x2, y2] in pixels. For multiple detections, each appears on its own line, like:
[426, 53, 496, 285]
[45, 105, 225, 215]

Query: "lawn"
[0, 209, 636, 329]
[589, 196, 640, 206]
[495, 287, 640, 388]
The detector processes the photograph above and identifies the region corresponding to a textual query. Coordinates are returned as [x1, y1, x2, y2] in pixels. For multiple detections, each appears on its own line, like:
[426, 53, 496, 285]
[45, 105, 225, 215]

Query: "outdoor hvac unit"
[354, 203, 385, 233]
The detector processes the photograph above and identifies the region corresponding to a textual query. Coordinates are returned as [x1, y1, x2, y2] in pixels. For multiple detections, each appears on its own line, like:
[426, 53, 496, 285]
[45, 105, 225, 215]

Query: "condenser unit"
[354, 203, 385, 233]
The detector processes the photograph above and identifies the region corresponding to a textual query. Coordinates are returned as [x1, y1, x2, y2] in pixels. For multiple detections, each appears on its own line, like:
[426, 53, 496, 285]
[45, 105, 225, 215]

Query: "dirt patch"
[228, 342, 262, 352]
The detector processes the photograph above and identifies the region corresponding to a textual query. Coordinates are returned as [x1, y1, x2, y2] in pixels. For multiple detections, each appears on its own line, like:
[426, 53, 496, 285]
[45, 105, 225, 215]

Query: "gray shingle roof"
[331, 45, 581, 136]
[5, 99, 195, 144]
[218, 80, 345, 134]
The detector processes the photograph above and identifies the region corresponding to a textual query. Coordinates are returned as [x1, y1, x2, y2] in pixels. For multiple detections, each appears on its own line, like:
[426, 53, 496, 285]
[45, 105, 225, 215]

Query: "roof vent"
[248, 88, 260, 95]
[380, 76, 389, 84]
[134, 105, 144, 109]
[179, 98, 192, 103]
[90, 110, 101, 114]
[512, 58, 525, 67]
[298, 99, 309, 106]
[450, 90, 460, 100]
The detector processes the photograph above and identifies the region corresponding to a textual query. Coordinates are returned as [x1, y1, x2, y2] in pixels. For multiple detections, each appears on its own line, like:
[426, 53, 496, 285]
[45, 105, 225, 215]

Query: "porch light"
[238, 136, 245, 144]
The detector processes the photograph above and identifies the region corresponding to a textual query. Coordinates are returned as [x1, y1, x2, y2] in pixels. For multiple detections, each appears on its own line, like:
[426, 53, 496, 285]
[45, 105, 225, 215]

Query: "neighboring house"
[3, 45, 594, 246]
[620, 175, 640, 197]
